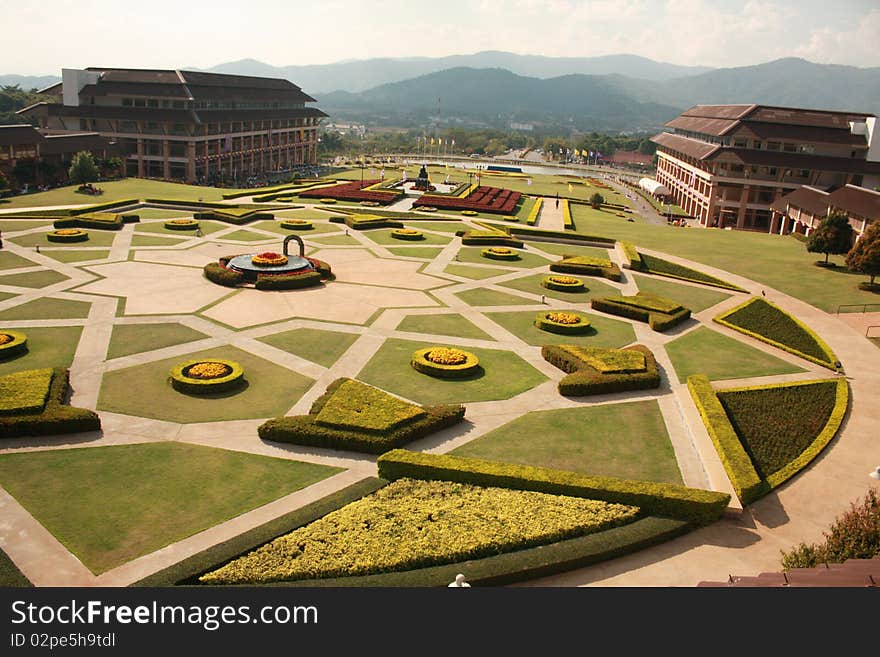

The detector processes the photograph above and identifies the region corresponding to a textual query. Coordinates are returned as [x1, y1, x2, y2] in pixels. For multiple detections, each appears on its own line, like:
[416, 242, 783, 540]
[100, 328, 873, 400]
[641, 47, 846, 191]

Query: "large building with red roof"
[651, 104, 880, 231]
[17, 68, 327, 184]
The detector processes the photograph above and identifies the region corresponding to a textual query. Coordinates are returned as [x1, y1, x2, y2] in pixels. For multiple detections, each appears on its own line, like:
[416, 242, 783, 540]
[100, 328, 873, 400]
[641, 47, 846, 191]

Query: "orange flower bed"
[426, 348, 469, 365]
[55, 229, 83, 236]
[0, 334, 12, 345]
[547, 312, 582, 325]
[251, 251, 288, 267]
[185, 362, 233, 379]
[549, 276, 580, 285]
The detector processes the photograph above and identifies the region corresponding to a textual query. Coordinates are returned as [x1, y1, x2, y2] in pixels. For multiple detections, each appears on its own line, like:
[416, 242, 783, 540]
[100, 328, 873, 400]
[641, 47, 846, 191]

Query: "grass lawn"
[97, 345, 314, 423]
[0, 269, 69, 288]
[308, 233, 362, 246]
[525, 242, 611, 259]
[361, 228, 452, 246]
[0, 547, 30, 587]
[132, 209, 192, 220]
[0, 252, 38, 270]
[455, 246, 552, 269]
[257, 327, 360, 368]
[129, 234, 188, 247]
[273, 208, 335, 220]
[11, 230, 118, 248]
[0, 219, 55, 232]
[107, 322, 211, 359]
[250, 219, 341, 237]
[405, 220, 469, 233]
[0, 297, 91, 320]
[216, 229, 276, 242]
[870, 337, 880, 350]
[633, 274, 732, 313]
[443, 263, 509, 280]
[0, 442, 340, 573]
[396, 313, 495, 341]
[665, 327, 805, 382]
[42, 249, 110, 264]
[454, 287, 535, 307]
[386, 246, 445, 260]
[0, 179, 243, 209]
[498, 272, 620, 302]
[357, 337, 548, 405]
[486, 310, 636, 348]
[0, 326, 83, 376]
[451, 401, 682, 484]
[135, 220, 226, 236]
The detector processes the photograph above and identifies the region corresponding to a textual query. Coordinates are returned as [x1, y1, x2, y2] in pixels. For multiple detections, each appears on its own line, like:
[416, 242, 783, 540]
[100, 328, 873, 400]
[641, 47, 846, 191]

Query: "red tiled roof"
[770, 185, 830, 215]
[697, 557, 880, 587]
[0, 124, 43, 146]
[828, 184, 880, 220]
[678, 104, 756, 120]
[651, 132, 721, 159]
[666, 115, 740, 136]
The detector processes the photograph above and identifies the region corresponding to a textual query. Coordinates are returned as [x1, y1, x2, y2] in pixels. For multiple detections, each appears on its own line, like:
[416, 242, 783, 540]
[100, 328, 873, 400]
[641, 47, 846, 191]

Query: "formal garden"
[0, 166, 876, 588]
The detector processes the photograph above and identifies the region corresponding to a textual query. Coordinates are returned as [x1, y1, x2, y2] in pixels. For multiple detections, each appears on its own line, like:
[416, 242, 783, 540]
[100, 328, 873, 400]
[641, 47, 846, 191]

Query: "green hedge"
[0, 368, 101, 438]
[508, 225, 616, 245]
[169, 359, 245, 395]
[686, 375, 767, 504]
[344, 215, 404, 230]
[203, 262, 245, 287]
[120, 214, 140, 224]
[69, 198, 139, 215]
[53, 213, 123, 230]
[550, 257, 622, 282]
[590, 295, 691, 332]
[461, 233, 525, 248]
[619, 241, 642, 270]
[377, 450, 730, 526]
[254, 271, 324, 290]
[193, 210, 274, 225]
[541, 275, 585, 292]
[391, 229, 425, 241]
[279, 220, 313, 230]
[713, 297, 837, 369]
[542, 344, 661, 396]
[639, 252, 746, 292]
[46, 229, 89, 243]
[143, 197, 228, 209]
[525, 197, 542, 225]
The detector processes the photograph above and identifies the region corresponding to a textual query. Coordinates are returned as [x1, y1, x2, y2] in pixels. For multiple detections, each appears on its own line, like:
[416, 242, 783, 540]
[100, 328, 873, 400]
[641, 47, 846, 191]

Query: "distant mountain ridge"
[0, 74, 61, 91]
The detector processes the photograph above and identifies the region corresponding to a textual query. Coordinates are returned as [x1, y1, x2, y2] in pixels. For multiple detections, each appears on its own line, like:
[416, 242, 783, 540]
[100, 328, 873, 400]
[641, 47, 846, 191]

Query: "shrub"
[391, 229, 425, 241]
[542, 344, 661, 396]
[411, 346, 481, 379]
[481, 247, 520, 260]
[279, 220, 313, 230]
[120, 214, 140, 224]
[343, 215, 404, 230]
[169, 359, 245, 395]
[507, 225, 616, 245]
[254, 271, 323, 290]
[193, 209, 273, 225]
[591, 293, 691, 332]
[534, 311, 592, 335]
[164, 219, 200, 231]
[541, 275, 585, 292]
[0, 368, 101, 438]
[639, 253, 745, 291]
[0, 330, 27, 360]
[780, 489, 880, 569]
[203, 262, 245, 287]
[713, 297, 836, 369]
[619, 241, 643, 270]
[0, 367, 53, 415]
[549, 256, 621, 282]
[845, 221, 880, 287]
[53, 213, 124, 231]
[377, 450, 730, 526]
[561, 199, 574, 229]
[460, 231, 524, 247]
[314, 378, 426, 433]
[806, 213, 855, 265]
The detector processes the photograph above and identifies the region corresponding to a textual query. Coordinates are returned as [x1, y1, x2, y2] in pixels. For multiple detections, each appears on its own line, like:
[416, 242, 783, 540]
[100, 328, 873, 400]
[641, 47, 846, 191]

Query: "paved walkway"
[535, 197, 565, 231]
[0, 196, 878, 587]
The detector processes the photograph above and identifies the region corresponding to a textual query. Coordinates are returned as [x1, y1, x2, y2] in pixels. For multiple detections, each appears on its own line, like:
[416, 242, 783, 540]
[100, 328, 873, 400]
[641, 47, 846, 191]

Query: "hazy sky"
[3, 0, 879, 75]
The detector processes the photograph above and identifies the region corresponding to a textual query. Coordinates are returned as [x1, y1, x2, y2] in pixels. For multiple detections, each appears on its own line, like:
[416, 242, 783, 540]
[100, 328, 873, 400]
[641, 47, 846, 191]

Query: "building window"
[799, 169, 810, 177]
[134, 99, 146, 108]
[172, 100, 185, 109]
[122, 98, 133, 107]
[752, 140, 762, 149]
[783, 142, 796, 152]
[767, 141, 780, 151]
[147, 99, 158, 108]
[733, 139, 747, 148]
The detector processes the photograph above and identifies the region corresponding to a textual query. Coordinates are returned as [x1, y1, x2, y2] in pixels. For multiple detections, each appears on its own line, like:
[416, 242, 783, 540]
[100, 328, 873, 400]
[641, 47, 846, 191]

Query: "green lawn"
[132, 209, 192, 220]
[357, 338, 548, 405]
[0, 547, 30, 587]
[404, 220, 469, 233]
[633, 274, 732, 313]
[11, 230, 118, 248]
[525, 242, 611, 259]
[257, 327, 360, 368]
[665, 327, 805, 382]
[396, 313, 495, 341]
[386, 246, 445, 260]
[443, 263, 509, 280]
[0, 297, 92, 320]
[361, 228, 452, 246]
[455, 246, 552, 269]
[106, 322, 211, 359]
[129, 234, 188, 247]
[0, 442, 340, 573]
[498, 272, 620, 302]
[135, 220, 226, 236]
[0, 219, 54, 232]
[97, 345, 314, 423]
[308, 233, 362, 246]
[0, 269, 69, 288]
[0, 252, 38, 270]
[273, 208, 337, 221]
[454, 287, 535, 307]
[216, 229, 276, 242]
[451, 401, 682, 484]
[42, 249, 110, 264]
[0, 326, 83, 376]
[485, 310, 636, 348]
[249, 219, 341, 237]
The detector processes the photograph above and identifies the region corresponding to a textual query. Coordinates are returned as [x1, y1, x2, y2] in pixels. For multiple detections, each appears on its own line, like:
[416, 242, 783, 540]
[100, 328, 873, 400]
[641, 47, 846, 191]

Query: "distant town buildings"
[17, 68, 326, 184]
[651, 104, 880, 231]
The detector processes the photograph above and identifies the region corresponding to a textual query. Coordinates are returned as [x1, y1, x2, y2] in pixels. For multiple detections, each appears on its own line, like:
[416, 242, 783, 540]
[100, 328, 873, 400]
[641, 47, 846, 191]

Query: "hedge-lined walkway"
[0, 196, 876, 588]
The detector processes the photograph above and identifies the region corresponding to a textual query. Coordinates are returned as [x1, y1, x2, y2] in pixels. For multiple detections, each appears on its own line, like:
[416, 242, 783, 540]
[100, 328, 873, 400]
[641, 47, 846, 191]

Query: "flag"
[574, 149, 580, 157]
[451, 139, 455, 146]
[597, 151, 603, 158]
[589, 151, 594, 158]
[439, 138, 443, 146]
[431, 137, 435, 145]
[527, 178, 532, 185]
[568, 183, 573, 192]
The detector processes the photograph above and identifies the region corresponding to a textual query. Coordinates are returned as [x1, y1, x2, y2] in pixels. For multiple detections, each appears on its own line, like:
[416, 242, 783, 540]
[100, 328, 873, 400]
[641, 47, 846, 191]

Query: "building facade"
[769, 183, 880, 242]
[651, 104, 880, 231]
[18, 68, 326, 184]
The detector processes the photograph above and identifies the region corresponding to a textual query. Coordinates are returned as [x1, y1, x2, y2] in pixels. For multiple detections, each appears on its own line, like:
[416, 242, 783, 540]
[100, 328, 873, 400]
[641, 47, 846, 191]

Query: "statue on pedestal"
[413, 163, 435, 192]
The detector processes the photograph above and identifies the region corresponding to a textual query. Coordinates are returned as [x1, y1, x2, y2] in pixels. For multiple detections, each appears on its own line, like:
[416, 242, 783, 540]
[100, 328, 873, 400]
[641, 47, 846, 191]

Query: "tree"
[68, 151, 99, 184]
[589, 192, 605, 209]
[845, 221, 880, 288]
[806, 212, 854, 264]
[0, 169, 8, 191]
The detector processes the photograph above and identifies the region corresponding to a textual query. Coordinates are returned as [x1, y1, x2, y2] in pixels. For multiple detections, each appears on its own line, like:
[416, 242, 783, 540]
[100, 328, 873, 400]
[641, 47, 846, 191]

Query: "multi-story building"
[18, 68, 326, 184]
[651, 104, 880, 231]
[769, 183, 880, 242]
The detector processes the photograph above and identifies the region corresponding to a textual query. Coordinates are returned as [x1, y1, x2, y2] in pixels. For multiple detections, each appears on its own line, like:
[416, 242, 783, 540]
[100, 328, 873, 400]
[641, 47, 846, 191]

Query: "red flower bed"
[300, 179, 402, 205]
[412, 186, 521, 214]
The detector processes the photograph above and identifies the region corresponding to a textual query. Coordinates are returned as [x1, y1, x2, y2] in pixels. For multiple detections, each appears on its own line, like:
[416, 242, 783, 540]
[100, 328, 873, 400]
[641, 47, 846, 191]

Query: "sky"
[2, 0, 879, 75]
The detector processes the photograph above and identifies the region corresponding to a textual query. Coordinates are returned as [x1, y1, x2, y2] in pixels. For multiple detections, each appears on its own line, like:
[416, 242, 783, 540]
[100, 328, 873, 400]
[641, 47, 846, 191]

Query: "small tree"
[845, 221, 880, 288]
[589, 192, 604, 209]
[806, 212, 854, 264]
[68, 151, 99, 184]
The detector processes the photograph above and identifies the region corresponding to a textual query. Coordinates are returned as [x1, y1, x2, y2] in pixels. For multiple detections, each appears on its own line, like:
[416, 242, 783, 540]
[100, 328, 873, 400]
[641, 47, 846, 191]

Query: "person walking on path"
[555, 193, 559, 209]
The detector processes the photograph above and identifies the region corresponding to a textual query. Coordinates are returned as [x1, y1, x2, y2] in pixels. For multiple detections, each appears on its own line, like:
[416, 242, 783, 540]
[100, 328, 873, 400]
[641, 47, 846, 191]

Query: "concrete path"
[535, 196, 565, 231]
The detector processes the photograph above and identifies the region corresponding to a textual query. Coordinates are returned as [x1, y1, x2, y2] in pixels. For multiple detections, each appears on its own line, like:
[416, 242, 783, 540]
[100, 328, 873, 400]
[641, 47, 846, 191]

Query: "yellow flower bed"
[199, 478, 639, 584]
[185, 362, 232, 380]
[251, 252, 288, 267]
[547, 312, 582, 325]
[0, 334, 12, 345]
[426, 347, 469, 365]
[55, 229, 82, 236]
[549, 276, 580, 285]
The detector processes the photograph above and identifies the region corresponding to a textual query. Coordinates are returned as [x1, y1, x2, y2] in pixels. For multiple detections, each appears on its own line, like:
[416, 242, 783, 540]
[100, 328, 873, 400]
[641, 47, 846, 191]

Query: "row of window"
[117, 98, 308, 112]
[673, 129, 858, 156]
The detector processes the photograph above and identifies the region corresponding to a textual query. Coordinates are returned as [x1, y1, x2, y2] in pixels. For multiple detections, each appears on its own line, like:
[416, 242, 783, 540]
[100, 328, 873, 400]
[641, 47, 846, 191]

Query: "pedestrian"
[555, 193, 559, 209]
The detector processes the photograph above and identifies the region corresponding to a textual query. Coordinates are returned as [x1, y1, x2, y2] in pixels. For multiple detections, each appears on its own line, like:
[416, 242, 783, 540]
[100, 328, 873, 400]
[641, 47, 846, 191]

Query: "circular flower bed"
[47, 228, 89, 243]
[411, 346, 480, 379]
[481, 247, 520, 261]
[418, 206, 437, 212]
[280, 219, 314, 231]
[170, 358, 245, 394]
[461, 210, 478, 216]
[541, 275, 585, 292]
[319, 198, 338, 204]
[251, 251, 288, 267]
[0, 330, 27, 359]
[534, 311, 592, 335]
[164, 218, 200, 231]
[391, 228, 425, 241]
[360, 201, 379, 207]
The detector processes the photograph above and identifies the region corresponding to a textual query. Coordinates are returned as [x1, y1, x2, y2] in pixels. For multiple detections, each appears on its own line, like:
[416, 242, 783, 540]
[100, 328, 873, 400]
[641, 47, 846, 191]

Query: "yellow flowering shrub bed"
[558, 345, 647, 373]
[199, 478, 639, 584]
[47, 228, 89, 243]
[0, 330, 28, 359]
[426, 347, 469, 365]
[481, 247, 520, 260]
[251, 251, 288, 267]
[314, 379, 426, 433]
[185, 362, 232, 380]
[170, 359, 245, 394]
[0, 367, 54, 415]
[534, 311, 592, 335]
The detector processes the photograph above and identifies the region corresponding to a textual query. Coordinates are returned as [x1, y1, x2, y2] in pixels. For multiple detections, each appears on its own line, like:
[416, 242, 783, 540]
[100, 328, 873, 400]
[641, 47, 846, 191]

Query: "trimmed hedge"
[255, 270, 323, 290]
[258, 378, 465, 454]
[169, 359, 245, 395]
[525, 197, 542, 225]
[639, 252, 746, 292]
[411, 347, 481, 379]
[713, 297, 837, 369]
[391, 229, 425, 241]
[561, 199, 574, 229]
[193, 209, 274, 225]
[69, 198, 139, 215]
[120, 214, 140, 224]
[460, 232, 525, 248]
[481, 247, 520, 260]
[508, 225, 616, 245]
[53, 213, 123, 231]
[619, 241, 642, 270]
[0, 367, 53, 415]
[550, 256, 622, 282]
[534, 312, 592, 335]
[542, 344, 661, 396]
[164, 219, 200, 230]
[0, 330, 27, 360]
[0, 368, 101, 438]
[377, 450, 730, 526]
[686, 375, 767, 504]
[143, 197, 228, 209]
[541, 275, 585, 292]
[591, 294, 691, 332]
[315, 379, 426, 433]
[203, 262, 245, 287]
[46, 229, 89, 243]
[343, 215, 404, 230]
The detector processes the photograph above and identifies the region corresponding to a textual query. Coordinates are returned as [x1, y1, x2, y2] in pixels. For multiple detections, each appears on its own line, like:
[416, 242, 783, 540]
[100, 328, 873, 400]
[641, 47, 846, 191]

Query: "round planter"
[360, 201, 379, 207]
[411, 347, 480, 379]
[165, 219, 200, 231]
[170, 359, 245, 394]
[461, 210, 478, 216]
[280, 220, 314, 231]
[534, 311, 592, 335]
[391, 229, 425, 241]
[481, 247, 520, 261]
[319, 198, 338, 204]
[418, 206, 437, 213]
[0, 330, 28, 359]
[541, 275, 585, 292]
[250, 252, 288, 267]
[47, 229, 88, 243]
